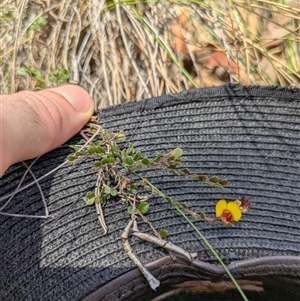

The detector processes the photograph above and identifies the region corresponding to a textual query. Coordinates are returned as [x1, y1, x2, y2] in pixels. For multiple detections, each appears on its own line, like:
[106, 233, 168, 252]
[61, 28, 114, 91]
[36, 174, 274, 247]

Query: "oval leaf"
[125, 156, 134, 165]
[209, 175, 219, 183]
[104, 185, 111, 194]
[85, 196, 95, 205]
[199, 211, 206, 220]
[110, 189, 118, 196]
[95, 146, 105, 154]
[141, 157, 149, 165]
[101, 157, 109, 164]
[133, 151, 142, 161]
[138, 202, 150, 214]
[94, 161, 101, 167]
[16, 67, 26, 76]
[83, 191, 95, 205]
[87, 146, 95, 154]
[115, 133, 126, 142]
[168, 147, 183, 158]
[159, 229, 168, 238]
[67, 155, 76, 161]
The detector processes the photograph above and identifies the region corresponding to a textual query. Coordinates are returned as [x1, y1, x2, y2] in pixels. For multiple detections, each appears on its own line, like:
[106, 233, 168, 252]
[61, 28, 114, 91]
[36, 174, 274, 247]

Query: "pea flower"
[215, 199, 242, 224]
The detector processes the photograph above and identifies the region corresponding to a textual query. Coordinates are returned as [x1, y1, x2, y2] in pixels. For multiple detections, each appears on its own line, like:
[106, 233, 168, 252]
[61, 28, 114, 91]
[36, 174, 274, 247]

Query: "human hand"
[0, 85, 94, 177]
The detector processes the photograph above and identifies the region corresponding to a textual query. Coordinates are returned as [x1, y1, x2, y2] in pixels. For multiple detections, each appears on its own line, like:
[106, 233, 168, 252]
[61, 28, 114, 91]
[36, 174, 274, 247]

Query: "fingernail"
[52, 85, 94, 113]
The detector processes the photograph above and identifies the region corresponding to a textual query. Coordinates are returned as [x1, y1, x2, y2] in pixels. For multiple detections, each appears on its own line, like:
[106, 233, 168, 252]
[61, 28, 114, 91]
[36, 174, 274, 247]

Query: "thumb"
[0, 85, 94, 177]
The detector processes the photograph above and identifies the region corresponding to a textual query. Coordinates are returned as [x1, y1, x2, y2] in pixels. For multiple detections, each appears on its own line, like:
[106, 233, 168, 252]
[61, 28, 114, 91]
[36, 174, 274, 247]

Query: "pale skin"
[0, 85, 94, 177]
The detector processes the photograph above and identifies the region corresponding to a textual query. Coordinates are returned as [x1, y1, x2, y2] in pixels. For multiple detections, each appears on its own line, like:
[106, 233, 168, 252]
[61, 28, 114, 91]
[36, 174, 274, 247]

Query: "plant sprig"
[66, 121, 248, 301]
[68, 124, 227, 220]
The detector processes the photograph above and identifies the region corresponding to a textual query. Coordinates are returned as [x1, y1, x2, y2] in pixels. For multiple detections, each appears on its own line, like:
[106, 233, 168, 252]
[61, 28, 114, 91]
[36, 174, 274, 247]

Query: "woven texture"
[1, 84, 300, 300]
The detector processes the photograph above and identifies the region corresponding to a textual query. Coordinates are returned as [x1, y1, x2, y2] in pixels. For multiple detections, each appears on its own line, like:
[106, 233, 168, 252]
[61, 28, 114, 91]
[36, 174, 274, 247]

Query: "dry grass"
[0, 0, 299, 109]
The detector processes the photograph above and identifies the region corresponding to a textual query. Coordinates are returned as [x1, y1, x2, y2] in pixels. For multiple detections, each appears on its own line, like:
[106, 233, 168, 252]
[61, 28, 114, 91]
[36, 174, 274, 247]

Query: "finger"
[0, 85, 94, 176]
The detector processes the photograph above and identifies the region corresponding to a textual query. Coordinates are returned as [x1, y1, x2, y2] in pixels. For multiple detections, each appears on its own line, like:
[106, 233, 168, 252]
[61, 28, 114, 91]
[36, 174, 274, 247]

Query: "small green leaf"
[66, 145, 81, 151]
[67, 155, 76, 161]
[107, 157, 115, 163]
[48, 74, 56, 83]
[115, 133, 126, 142]
[128, 183, 138, 194]
[159, 229, 168, 238]
[182, 168, 190, 174]
[167, 155, 175, 161]
[57, 68, 70, 79]
[174, 158, 182, 165]
[141, 157, 149, 165]
[211, 182, 223, 189]
[110, 189, 118, 196]
[94, 140, 103, 146]
[121, 149, 126, 159]
[83, 191, 96, 205]
[168, 147, 183, 158]
[75, 151, 83, 157]
[199, 211, 206, 220]
[95, 146, 105, 154]
[37, 80, 46, 89]
[86, 191, 95, 198]
[94, 161, 101, 167]
[36, 16, 47, 27]
[28, 65, 41, 81]
[138, 202, 149, 214]
[111, 141, 120, 152]
[190, 174, 200, 180]
[85, 196, 96, 205]
[125, 156, 133, 165]
[104, 186, 111, 194]
[87, 146, 95, 154]
[16, 67, 26, 76]
[101, 157, 110, 164]
[100, 197, 106, 206]
[133, 151, 142, 161]
[209, 175, 219, 183]
[127, 206, 134, 214]
[126, 144, 134, 156]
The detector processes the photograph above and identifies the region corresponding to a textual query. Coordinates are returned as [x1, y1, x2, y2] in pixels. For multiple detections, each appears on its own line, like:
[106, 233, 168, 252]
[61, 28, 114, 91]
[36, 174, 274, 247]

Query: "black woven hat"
[1, 84, 300, 301]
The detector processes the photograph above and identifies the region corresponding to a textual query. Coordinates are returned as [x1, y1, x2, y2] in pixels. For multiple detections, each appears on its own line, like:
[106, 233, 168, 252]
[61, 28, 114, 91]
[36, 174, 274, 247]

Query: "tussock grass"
[0, 0, 299, 108]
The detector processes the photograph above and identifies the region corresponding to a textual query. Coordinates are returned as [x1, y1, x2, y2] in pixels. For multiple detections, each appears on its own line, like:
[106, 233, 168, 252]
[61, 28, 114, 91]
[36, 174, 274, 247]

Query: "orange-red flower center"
[221, 209, 234, 223]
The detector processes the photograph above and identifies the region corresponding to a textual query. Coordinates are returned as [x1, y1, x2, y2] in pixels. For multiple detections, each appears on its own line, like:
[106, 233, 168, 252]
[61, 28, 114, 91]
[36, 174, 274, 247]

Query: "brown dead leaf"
[170, 10, 188, 55]
[201, 51, 239, 74]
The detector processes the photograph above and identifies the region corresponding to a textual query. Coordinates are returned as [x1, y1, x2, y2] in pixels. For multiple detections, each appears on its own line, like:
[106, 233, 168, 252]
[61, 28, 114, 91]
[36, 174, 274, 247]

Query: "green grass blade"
[142, 177, 249, 301]
[175, 206, 249, 301]
[131, 6, 199, 88]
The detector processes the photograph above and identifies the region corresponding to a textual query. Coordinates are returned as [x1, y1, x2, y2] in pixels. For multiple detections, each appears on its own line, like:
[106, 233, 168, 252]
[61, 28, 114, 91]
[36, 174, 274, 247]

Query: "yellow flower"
[215, 199, 242, 224]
